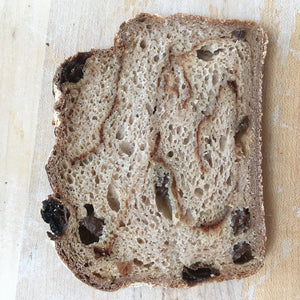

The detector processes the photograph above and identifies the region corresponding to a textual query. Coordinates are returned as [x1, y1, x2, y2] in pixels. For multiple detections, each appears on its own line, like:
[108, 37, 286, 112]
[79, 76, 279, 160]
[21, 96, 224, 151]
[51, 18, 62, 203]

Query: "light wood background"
[1, 0, 299, 299]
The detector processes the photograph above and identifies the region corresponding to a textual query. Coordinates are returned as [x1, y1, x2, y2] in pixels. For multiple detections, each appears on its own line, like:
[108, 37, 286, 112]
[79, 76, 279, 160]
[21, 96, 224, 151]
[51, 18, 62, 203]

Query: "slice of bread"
[41, 13, 268, 291]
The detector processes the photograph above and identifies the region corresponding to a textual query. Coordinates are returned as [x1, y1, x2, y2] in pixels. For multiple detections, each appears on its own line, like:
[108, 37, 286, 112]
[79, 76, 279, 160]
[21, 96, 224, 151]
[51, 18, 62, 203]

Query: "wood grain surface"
[0, 0, 299, 299]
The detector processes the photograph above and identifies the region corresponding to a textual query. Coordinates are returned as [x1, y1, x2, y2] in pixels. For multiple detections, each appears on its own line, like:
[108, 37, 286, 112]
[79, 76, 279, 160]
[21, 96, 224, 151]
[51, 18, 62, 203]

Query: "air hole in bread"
[140, 144, 146, 151]
[137, 238, 144, 244]
[203, 151, 213, 168]
[220, 165, 224, 174]
[62, 161, 68, 169]
[195, 188, 203, 197]
[196, 49, 215, 61]
[129, 115, 134, 125]
[120, 141, 135, 156]
[145, 102, 153, 116]
[183, 137, 189, 144]
[66, 174, 73, 184]
[226, 174, 232, 185]
[152, 106, 157, 114]
[212, 72, 219, 86]
[220, 135, 227, 151]
[107, 184, 120, 212]
[167, 151, 174, 157]
[154, 55, 159, 62]
[95, 175, 100, 185]
[155, 172, 173, 220]
[176, 126, 182, 134]
[92, 272, 103, 279]
[116, 128, 125, 140]
[133, 258, 143, 266]
[232, 29, 246, 40]
[141, 195, 150, 205]
[204, 183, 209, 190]
[235, 116, 250, 151]
[204, 137, 212, 145]
[140, 40, 146, 49]
[178, 189, 184, 197]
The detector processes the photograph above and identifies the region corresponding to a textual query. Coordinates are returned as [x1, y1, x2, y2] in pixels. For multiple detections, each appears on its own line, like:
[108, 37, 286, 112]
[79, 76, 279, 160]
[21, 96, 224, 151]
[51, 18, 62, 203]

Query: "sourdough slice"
[42, 13, 268, 291]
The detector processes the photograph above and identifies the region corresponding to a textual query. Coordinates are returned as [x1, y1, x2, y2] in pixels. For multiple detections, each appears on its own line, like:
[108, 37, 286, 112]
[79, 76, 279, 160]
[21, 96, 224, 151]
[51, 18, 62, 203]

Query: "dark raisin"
[58, 52, 92, 85]
[93, 247, 111, 259]
[232, 242, 254, 264]
[79, 215, 105, 245]
[232, 208, 250, 235]
[41, 197, 69, 237]
[182, 262, 220, 285]
[84, 204, 94, 216]
[232, 29, 246, 40]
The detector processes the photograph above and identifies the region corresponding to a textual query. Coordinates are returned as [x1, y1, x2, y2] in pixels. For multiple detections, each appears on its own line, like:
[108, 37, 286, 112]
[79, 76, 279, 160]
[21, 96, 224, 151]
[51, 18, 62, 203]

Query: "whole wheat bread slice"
[41, 13, 268, 291]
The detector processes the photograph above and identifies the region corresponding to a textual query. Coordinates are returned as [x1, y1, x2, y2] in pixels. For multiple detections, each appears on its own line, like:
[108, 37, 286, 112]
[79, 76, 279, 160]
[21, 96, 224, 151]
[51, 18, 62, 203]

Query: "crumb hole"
[137, 238, 144, 244]
[220, 135, 227, 151]
[133, 258, 143, 266]
[107, 184, 120, 212]
[183, 137, 189, 144]
[120, 141, 135, 156]
[220, 165, 224, 174]
[140, 40, 146, 49]
[142, 195, 150, 205]
[167, 151, 174, 158]
[226, 174, 232, 186]
[203, 151, 213, 168]
[66, 174, 73, 184]
[116, 128, 125, 140]
[195, 188, 203, 197]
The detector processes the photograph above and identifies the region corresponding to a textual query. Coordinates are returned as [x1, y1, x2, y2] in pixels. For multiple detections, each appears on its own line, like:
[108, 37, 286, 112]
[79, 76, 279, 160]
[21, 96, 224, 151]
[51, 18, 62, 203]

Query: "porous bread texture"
[45, 13, 267, 291]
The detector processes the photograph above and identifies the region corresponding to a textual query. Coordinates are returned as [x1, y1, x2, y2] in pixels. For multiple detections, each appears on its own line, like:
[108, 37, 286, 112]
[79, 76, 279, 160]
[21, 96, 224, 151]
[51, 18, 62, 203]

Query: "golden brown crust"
[44, 13, 268, 291]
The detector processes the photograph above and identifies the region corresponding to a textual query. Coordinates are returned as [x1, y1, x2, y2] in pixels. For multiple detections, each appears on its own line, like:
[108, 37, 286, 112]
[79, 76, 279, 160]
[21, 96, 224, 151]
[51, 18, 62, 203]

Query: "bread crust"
[43, 13, 268, 291]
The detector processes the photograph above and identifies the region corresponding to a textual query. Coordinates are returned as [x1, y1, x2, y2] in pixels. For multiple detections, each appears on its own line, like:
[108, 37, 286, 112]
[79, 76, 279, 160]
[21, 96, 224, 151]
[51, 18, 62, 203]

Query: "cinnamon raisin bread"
[41, 13, 268, 291]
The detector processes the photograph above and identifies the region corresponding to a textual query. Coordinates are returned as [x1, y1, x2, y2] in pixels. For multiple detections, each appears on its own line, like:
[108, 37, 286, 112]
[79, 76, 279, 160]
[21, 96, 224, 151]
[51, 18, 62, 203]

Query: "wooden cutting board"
[1, 0, 299, 299]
